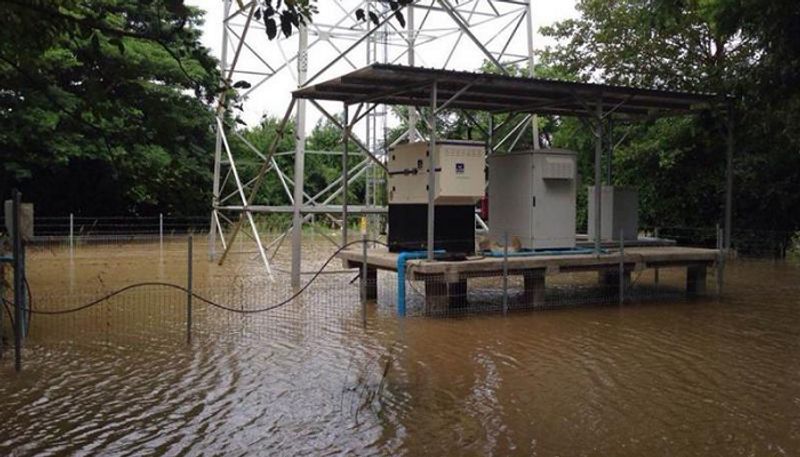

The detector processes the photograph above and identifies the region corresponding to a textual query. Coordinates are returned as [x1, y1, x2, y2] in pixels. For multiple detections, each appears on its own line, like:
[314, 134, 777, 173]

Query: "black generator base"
[388, 204, 475, 254]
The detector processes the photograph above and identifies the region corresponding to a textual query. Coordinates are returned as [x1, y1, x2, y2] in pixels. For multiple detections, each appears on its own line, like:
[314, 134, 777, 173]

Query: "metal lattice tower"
[209, 0, 540, 286]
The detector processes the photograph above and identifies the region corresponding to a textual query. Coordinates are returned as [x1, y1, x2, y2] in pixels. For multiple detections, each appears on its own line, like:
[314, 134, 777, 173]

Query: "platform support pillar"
[522, 270, 545, 308]
[423, 275, 467, 314]
[447, 279, 468, 308]
[361, 266, 377, 301]
[687, 264, 707, 296]
[599, 269, 630, 288]
[424, 278, 447, 314]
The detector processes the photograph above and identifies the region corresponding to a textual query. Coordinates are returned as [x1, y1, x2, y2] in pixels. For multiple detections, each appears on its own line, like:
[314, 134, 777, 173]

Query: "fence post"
[159, 213, 164, 250]
[502, 231, 509, 315]
[360, 217, 367, 328]
[187, 235, 193, 344]
[69, 213, 74, 257]
[12, 189, 23, 372]
[619, 229, 625, 306]
[716, 225, 724, 299]
[0, 250, 3, 358]
[653, 227, 660, 288]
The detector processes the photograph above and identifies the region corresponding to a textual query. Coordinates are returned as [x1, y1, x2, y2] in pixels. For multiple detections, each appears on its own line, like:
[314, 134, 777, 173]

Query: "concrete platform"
[340, 245, 719, 313]
[575, 235, 676, 248]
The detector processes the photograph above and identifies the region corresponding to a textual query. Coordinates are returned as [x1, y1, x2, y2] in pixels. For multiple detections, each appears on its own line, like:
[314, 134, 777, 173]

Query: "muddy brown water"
[0, 239, 798, 456]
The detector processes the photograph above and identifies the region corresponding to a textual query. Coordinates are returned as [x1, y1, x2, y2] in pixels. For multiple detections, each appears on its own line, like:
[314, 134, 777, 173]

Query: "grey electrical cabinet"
[587, 186, 639, 241]
[488, 149, 578, 250]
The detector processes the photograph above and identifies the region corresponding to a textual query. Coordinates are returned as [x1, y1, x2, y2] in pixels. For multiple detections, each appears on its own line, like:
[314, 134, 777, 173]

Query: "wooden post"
[69, 213, 74, 257]
[619, 229, 625, 305]
[653, 227, 660, 288]
[12, 189, 23, 372]
[186, 235, 193, 344]
[716, 226, 724, 298]
[502, 231, 509, 314]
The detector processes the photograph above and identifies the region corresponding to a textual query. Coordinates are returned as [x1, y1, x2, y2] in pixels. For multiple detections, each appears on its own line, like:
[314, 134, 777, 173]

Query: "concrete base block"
[522, 270, 546, 307]
[424, 278, 468, 313]
[598, 269, 631, 288]
[687, 265, 707, 296]
[360, 267, 377, 301]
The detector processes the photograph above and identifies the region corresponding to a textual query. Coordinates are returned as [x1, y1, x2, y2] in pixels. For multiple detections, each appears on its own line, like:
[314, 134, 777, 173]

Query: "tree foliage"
[0, 0, 419, 217]
[0, 0, 220, 215]
[539, 0, 800, 251]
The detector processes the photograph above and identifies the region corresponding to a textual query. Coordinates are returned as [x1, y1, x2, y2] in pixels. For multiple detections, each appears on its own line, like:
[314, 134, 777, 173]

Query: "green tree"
[0, 0, 220, 216]
[540, 0, 800, 253]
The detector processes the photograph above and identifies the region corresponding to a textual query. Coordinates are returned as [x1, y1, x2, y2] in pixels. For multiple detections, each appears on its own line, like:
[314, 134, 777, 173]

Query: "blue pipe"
[397, 250, 445, 316]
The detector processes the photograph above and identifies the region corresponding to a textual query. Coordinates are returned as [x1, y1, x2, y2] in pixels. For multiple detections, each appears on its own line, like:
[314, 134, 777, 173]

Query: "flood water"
[0, 238, 799, 456]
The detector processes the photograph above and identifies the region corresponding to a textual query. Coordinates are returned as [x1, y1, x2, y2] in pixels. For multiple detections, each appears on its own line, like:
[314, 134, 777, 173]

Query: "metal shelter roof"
[293, 64, 727, 117]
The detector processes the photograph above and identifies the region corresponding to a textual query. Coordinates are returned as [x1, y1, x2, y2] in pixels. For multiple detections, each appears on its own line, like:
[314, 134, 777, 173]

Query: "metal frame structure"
[209, 0, 541, 286]
[293, 64, 734, 261]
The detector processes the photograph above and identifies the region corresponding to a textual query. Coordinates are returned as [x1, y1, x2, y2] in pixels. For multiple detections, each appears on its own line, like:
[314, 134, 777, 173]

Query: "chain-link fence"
[1, 220, 798, 351]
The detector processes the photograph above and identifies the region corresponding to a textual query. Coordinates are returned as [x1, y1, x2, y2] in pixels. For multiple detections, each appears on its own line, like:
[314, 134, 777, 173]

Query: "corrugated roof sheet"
[293, 64, 729, 117]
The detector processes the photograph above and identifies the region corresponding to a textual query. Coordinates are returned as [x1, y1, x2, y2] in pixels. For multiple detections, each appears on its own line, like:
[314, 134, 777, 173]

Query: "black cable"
[25, 239, 388, 316]
[2, 298, 15, 333]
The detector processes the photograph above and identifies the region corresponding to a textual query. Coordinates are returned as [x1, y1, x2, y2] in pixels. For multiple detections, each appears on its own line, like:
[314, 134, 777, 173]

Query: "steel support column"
[407, 3, 418, 142]
[291, 24, 309, 288]
[427, 81, 438, 261]
[724, 104, 734, 251]
[209, 0, 232, 260]
[342, 104, 350, 247]
[594, 102, 603, 253]
[606, 118, 613, 184]
[525, 0, 540, 150]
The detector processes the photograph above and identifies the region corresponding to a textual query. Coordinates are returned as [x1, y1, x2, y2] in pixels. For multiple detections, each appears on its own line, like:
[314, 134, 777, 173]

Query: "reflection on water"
[1, 241, 799, 455]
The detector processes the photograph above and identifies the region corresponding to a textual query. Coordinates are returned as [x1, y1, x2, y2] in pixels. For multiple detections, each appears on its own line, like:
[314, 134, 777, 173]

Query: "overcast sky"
[186, 0, 579, 133]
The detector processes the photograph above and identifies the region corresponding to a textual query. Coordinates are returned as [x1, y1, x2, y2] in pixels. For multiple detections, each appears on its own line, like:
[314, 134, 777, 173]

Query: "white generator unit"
[488, 149, 578, 250]
[387, 140, 485, 253]
[388, 140, 485, 205]
[587, 186, 639, 241]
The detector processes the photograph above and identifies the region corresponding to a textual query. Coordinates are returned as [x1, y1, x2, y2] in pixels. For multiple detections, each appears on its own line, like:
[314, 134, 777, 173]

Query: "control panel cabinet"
[388, 140, 486, 205]
[387, 140, 486, 254]
[488, 149, 578, 250]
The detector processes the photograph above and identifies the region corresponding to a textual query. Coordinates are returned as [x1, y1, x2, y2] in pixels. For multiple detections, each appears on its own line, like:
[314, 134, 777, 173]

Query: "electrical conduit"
[397, 250, 444, 316]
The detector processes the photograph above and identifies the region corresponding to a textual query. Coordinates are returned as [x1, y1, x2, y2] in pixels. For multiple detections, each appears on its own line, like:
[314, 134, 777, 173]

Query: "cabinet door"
[489, 154, 531, 245]
[532, 155, 577, 249]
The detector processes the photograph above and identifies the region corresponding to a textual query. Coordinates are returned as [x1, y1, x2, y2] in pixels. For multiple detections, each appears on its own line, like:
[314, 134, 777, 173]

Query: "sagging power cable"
[24, 239, 387, 316]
